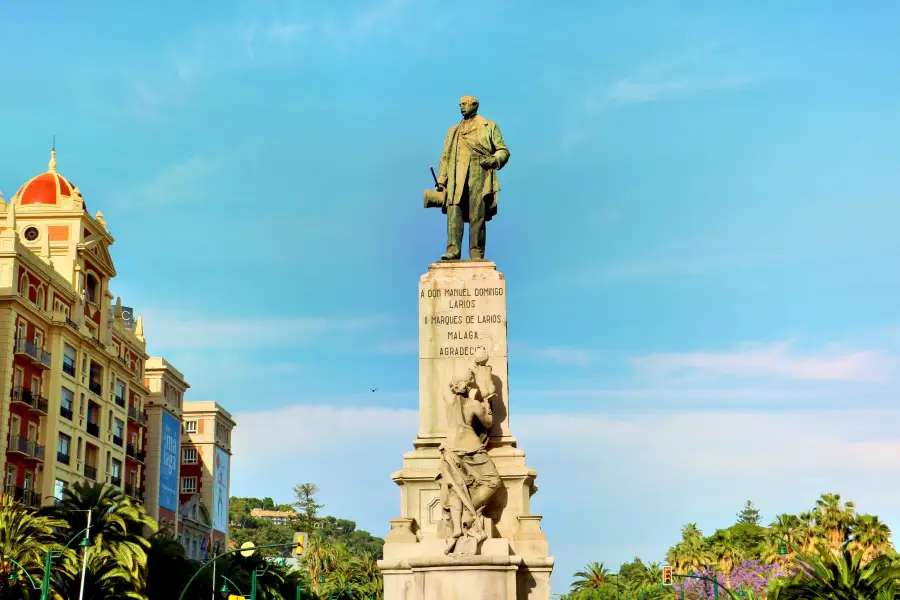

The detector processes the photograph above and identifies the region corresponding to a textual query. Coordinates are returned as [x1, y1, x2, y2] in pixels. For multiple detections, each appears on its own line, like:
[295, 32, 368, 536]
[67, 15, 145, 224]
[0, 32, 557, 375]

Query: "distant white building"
[251, 507, 297, 526]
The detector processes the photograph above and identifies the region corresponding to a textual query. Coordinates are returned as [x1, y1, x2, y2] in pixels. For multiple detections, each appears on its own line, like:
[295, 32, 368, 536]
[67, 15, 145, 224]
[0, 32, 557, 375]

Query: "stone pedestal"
[379, 261, 553, 600]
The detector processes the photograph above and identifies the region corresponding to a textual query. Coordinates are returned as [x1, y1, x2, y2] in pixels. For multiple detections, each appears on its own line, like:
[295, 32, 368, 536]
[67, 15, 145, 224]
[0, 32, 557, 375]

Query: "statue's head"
[474, 347, 489, 366]
[450, 369, 475, 394]
[459, 95, 479, 119]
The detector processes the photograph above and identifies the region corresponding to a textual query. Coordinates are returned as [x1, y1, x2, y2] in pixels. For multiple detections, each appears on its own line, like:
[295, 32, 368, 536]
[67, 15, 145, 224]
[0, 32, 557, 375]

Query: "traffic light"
[293, 531, 308, 558]
[662, 565, 673, 586]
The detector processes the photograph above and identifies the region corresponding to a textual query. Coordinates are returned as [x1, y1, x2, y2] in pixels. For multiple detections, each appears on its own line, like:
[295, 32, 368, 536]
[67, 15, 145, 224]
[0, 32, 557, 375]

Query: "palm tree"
[570, 561, 613, 591]
[144, 532, 202, 600]
[75, 550, 147, 600]
[772, 543, 900, 599]
[0, 493, 67, 599]
[42, 481, 156, 591]
[813, 493, 856, 553]
[710, 530, 745, 586]
[851, 514, 894, 565]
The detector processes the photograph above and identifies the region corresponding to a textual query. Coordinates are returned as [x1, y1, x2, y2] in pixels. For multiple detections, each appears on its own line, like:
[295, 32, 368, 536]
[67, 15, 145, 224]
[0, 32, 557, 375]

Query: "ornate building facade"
[0, 151, 238, 559]
[0, 150, 149, 507]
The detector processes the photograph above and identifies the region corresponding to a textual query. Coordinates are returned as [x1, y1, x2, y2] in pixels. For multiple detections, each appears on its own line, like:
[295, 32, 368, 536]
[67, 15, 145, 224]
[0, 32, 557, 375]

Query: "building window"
[36, 287, 44, 310]
[184, 421, 197, 433]
[54, 479, 66, 501]
[182, 448, 198, 465]
[85, 273, 100, 304]
[181, 477, 197, 493]
[63, 345, 77, 377]
[113, 419, 124, 445]
[60, 388, 74, 420]
[18, 274, 27, 295]
[58, 434, 71, 463]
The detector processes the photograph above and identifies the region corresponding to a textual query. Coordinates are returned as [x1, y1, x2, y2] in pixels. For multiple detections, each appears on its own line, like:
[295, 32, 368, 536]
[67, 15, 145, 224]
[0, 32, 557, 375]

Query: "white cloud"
[631, 340, 894, 382]
[124, 156, 223, 205]
[141, 308, 384, 351]
[605, 75, 751, 105]
[374, 339, 418, 356]
[521, 345, 592, 367]
[230, 403, 900, 595]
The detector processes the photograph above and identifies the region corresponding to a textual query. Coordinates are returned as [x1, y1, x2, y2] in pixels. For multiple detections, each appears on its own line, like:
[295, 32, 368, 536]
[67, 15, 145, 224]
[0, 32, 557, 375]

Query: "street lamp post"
[78, 508, 92, 600]
[178, 542, 299, 600]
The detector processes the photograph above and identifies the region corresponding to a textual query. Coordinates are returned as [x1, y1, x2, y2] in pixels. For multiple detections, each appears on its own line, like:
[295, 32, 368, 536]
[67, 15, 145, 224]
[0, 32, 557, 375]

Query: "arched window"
[85, 273, 100, 304]
[36, 287, 44, 310]
[18, 274, 26, 295]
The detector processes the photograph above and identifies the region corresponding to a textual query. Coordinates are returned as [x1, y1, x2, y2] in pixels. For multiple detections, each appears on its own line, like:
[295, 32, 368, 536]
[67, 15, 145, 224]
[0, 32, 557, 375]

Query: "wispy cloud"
[122, 155, 224, 206]
[374, 339, 418, 356]
[631, 340, 894, 382]
[141, 309, 384, 351]
[520, 345, 592, 367]
[604, 74, 751, 106]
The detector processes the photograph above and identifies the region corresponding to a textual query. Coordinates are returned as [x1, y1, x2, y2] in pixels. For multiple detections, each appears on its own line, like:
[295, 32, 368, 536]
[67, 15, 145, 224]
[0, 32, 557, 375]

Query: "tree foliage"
[563, 494, 899, 600]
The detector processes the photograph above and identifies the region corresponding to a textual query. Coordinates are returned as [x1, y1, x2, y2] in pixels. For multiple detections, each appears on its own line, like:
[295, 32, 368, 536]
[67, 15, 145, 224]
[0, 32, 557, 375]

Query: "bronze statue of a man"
[434, 95, 510, 261]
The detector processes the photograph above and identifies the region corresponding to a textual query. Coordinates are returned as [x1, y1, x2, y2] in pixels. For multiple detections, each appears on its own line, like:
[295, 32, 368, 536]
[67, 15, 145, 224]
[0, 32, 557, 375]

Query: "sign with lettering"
[419, 275, 507, 360]
[159, 412, 180, 512]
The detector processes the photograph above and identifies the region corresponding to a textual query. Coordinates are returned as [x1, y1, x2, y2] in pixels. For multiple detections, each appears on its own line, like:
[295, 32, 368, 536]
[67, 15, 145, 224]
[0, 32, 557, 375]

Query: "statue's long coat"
[437, 114, 510, 221]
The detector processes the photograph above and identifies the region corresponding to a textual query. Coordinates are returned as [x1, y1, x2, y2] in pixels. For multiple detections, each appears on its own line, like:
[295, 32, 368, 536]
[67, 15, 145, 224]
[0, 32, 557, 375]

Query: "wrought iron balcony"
[110, 475, 122, 487]
[128, 406, 148, 426]
[35, 348, 51, 369]
[126, 444, 145, 463]
[88, 380, 102, 396]
[10, 386, 34, 407]
[112, 434, 123, 447]
[57, 451, 71, 465]
[86, 422, 100, 438]
[7, 435, 28, 455]
[60, 406, 73, 421]
[125, 483, 143, 501]
[62, 359, 76, 377]
[30, 394, 48, 415]
[115, 395, 126, 409]
[84, 465, 98, 481]
[28, 442, 45, 462]
[13, 337, 38, 360]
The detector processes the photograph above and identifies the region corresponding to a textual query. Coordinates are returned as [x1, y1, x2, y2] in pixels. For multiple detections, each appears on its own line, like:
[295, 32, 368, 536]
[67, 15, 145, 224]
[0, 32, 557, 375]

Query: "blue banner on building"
[159, 412, 180, 512]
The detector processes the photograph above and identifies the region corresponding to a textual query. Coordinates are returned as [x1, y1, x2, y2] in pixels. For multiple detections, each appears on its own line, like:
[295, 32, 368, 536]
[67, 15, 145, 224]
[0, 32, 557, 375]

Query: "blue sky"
[4, 0, 900, 592]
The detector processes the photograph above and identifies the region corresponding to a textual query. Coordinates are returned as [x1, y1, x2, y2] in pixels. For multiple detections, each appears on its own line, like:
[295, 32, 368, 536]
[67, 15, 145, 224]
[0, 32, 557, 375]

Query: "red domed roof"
[14, 150, 80, 207]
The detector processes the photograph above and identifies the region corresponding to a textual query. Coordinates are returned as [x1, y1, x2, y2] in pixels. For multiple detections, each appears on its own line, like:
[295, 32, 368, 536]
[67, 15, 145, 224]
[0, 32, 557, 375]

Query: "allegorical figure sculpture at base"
[423, 95, 510, 261]
[437, 348, 501, 555]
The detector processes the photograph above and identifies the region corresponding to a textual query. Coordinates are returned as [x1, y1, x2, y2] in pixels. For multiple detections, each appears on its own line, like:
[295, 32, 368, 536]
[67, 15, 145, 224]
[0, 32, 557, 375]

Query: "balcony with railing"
[27, 441, 45, 462]
[34, 347, 51, 370]
[10, 387, 48, 415]
[127, 406, 148, 426]
[10, 386, 33, 408]
[115, 394, 126, 408]
[88, 380, 102, 396]
[13, 337, 38, 360]
[112, 434, 123, 447]
[30, 393, 48, 416]
[7, 435, 28, 455]
[4, 486, 39, 508]
[126, 444, 145, 463]
[57, 451, 71, 465]
[86, 421, 100, 438]
[110, 475, 122, 487]
[62, 357, 76, 377]
[60, 405, 73, 421]
[125, 483, 143, 502]
[84, 464, 98, 481]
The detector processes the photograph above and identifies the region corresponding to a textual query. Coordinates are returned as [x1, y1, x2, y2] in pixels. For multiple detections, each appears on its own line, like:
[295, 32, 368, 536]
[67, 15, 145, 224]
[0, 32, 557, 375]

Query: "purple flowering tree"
[673, 561, 788, 600]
